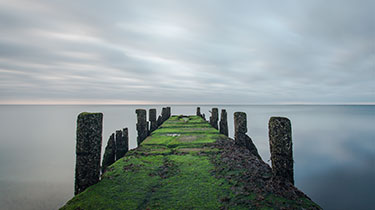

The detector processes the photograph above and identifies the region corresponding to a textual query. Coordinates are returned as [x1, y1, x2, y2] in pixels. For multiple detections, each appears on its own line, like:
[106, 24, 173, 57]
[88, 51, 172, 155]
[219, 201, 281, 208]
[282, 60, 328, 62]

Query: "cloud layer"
[0, 0, 374, 104]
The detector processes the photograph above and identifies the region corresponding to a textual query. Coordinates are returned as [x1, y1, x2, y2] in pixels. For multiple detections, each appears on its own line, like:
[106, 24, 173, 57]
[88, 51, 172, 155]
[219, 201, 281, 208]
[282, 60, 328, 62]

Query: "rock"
[102, 133, 116, 173]
[234, 112, 260, 159]
[149, 109, 157, 133]
[75, 112, 103, 195]
[269, 117, 294, 184]
[136, 109, 148, 146]
[219, 109, 228, 136]
[209, 108, 219, 129]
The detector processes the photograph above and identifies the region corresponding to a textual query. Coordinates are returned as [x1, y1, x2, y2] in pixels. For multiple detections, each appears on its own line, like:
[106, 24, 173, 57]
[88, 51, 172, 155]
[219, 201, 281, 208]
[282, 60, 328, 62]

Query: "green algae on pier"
[61, 115, 320, 210]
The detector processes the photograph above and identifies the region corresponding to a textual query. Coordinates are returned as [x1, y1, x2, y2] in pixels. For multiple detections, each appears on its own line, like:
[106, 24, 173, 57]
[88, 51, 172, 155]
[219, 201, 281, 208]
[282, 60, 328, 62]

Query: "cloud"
[0, 0, 374, 104]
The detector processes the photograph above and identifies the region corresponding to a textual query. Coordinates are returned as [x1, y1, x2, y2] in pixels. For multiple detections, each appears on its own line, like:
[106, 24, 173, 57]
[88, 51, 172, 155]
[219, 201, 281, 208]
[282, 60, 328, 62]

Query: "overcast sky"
[0, 0, 373, 104]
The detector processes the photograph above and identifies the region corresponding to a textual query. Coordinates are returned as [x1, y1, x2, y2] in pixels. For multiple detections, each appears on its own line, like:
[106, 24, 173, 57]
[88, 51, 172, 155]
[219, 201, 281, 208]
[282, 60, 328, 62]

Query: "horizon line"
[0, 102, 374, 106]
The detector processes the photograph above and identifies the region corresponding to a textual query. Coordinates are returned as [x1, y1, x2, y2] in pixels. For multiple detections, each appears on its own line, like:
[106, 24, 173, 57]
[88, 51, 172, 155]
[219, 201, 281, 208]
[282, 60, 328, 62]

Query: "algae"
[61, 115, 321, 210]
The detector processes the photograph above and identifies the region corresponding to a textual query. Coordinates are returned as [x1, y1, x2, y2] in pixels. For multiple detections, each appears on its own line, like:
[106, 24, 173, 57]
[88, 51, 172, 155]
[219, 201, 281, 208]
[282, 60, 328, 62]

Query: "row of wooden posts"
[74, 107, 171, 195]
[197, 107, 294, 185]
[74, 107, 293, 196]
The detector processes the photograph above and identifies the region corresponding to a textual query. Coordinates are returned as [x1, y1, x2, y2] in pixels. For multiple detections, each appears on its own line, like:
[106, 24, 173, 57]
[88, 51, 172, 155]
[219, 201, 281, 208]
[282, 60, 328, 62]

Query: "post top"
[269, 116, 291, 122]
[78, 112, 103, 117]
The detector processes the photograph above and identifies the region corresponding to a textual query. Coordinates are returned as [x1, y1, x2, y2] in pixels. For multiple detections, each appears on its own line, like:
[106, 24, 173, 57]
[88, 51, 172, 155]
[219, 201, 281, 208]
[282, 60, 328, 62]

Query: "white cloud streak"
[0, 0, 374, 104]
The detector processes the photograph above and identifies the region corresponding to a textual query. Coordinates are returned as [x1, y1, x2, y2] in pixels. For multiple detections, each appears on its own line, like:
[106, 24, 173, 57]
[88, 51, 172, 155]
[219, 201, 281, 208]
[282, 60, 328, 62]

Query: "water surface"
[0, 105, 373, 210]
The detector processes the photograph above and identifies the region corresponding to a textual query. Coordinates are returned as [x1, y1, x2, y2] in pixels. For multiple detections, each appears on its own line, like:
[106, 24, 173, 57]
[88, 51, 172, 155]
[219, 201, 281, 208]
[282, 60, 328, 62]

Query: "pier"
[62, 107, 320, 210]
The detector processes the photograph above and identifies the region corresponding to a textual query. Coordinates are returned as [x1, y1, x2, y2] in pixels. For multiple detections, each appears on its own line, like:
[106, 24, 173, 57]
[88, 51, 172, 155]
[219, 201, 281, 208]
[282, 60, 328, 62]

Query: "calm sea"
[0, 105, 373, 210]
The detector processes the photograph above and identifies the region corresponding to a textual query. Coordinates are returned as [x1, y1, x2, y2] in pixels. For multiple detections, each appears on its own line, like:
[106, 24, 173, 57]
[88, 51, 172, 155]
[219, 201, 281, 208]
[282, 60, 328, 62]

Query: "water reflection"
[0, 105, 373, 210]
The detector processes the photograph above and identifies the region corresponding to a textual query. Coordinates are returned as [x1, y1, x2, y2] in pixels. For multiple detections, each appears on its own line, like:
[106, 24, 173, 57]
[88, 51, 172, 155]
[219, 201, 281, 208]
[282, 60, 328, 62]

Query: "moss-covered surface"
[61, 115, 321, 210]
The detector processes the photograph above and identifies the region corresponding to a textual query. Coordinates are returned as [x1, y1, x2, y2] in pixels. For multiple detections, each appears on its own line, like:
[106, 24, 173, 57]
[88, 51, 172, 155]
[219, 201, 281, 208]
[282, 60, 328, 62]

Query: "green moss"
[61, 115, 320, 210]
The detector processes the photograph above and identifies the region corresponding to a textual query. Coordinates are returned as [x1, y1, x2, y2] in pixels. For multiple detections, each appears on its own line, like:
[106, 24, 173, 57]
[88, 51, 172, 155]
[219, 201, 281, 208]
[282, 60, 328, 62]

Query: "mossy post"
[75, 112, 103, 195]
[202, 113, 206, 121]
[166, 107, 171, 118]
[136, 109, 148, 146]
[116, 128, 128, 160]
[219, 109, 228, 136]
[102, 133, 115, 173]
[269, 117, 294, 184]
[196, 107, 201, 117]
[149, 109, 157, 133]
[234, 112, 260, 159]
[158, 107, 167, 126]
[209, 108, 219, 129]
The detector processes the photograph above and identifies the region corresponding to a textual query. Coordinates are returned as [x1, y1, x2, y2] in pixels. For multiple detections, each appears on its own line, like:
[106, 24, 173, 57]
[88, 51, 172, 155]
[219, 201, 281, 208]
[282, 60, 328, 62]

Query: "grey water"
[0, 105, 373, 210]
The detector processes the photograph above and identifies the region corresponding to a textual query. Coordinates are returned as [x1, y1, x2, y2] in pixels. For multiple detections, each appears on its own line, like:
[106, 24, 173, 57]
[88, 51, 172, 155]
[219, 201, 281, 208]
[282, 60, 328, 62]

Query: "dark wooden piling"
[196, 107, 201, 117]
[136, 109, 148, 145]
[219, 109, 228, 136]
[209, 108, 219, 129]
[116, 128, 128, 160]
[102, 133, 116, 173]
[269, 117, 294, 184]
[75, 112, 103, 195]
[149, 109, 157, 133]
[166, 107, 171, 118]
[158, 107, 167, 126]
[234, 112, 260, 159]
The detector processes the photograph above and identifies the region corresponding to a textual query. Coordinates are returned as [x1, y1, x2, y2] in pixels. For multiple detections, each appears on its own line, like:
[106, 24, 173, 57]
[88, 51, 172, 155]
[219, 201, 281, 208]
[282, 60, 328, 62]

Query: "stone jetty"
[64, 108, 320, 210]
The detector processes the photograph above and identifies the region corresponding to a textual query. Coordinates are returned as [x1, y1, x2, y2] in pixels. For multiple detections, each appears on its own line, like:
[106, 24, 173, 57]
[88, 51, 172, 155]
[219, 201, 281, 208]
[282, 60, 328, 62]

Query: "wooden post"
[149, 109, 157, 133]
[75, 112, 103, 195]
[116, 128, 128, 160]
[209, 108, 219, 129]
[136, 109, 148, 145]
[234, 112, 260, 159]
[102, 133, 115, 173]
[269, 117, 294, 184]
[219, 109, 228, 136]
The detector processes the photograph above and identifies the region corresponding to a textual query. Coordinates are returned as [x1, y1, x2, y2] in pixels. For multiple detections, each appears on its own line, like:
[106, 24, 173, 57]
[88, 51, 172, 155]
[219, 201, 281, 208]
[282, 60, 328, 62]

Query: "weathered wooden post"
[166, 107, 171, 118]
[116, 128, 128, 160]
[196, 107, 201, 117]
[234, 112, 260, 159]
[209, 108, 219, 129]
[269, 117, 294, 184]
[75, 112, 103, 195]
[136, 109, 148, 145]
[102, 133, 116, 173]
[159, 107, 167, 125]
[219, 109, 228, 136]
[149, 109, 157, 133]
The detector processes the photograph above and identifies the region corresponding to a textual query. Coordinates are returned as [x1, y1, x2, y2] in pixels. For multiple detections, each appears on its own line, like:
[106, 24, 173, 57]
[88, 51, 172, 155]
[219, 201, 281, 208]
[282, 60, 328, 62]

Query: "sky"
[0, 0, 374, 104]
